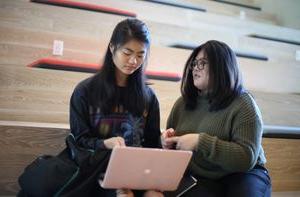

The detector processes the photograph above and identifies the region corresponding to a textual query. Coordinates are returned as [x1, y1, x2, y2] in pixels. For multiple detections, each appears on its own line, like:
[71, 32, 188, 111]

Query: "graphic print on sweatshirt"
[90, 106, 146, 147]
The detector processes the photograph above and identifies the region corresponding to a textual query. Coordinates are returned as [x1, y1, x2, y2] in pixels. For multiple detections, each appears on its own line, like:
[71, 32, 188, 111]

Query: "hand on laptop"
[104, 137, 126, 149]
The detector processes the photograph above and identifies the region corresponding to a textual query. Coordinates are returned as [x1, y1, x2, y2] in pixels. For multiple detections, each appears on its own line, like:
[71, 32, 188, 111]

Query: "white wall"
[254, 0, 300, 30]
[223, 0, 300, 29]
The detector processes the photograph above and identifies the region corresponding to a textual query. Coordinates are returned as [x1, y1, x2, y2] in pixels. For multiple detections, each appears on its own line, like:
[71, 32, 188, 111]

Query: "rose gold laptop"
[100, 146, 192, 191]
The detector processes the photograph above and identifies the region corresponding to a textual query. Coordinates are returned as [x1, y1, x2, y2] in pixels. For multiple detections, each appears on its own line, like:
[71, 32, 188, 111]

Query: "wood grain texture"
[1, 10, 299, 93]
[263, 138, 300, 191]
[0, 122, 299, 195]
[1, 0, 299, 54]
[0, 0, 300, 193]
[0, 6, 299, 131]
[0, 124, 69, 195]
[1, 64, 300, 128]
[0, 41, 299, 93]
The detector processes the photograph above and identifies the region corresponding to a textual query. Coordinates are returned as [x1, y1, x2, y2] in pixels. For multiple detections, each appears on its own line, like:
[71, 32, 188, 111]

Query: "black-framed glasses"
[189, 59, 208, 70]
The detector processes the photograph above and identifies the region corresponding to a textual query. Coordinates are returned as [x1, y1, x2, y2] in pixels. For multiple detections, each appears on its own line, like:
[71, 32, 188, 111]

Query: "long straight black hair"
[88, 18, 151, 116]
[181, 40, 244, 111]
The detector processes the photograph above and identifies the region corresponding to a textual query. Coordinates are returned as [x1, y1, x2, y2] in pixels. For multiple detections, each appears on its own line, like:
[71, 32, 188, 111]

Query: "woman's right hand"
[161, 128, 176, 149]
[116, 189, 134, 197]
[104, 137, 126, 149]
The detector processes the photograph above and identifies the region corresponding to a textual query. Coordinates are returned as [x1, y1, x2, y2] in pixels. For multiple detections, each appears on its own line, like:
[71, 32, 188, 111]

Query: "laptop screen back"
[100, 146, 192, 191]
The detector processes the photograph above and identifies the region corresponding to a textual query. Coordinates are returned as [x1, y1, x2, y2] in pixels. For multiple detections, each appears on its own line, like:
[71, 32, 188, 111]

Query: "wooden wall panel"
[0, 122, 299, 195]
[263, 138, 300, 191]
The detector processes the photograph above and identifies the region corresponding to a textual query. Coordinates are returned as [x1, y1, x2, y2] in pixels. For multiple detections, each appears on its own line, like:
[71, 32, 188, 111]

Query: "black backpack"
[18, 134, 111, 197]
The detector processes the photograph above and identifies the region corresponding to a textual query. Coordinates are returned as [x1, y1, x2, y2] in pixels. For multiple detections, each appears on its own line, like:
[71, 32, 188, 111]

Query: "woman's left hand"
[165, 134, 199, 151]
[143, 190, 164, 197]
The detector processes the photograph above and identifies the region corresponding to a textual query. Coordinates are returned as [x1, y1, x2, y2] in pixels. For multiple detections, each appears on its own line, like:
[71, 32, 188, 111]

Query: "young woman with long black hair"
[70, 18, 163, 197]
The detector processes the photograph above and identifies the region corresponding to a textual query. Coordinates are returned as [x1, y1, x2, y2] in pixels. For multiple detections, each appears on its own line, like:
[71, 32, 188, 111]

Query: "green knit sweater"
[167, 92, 266, 179]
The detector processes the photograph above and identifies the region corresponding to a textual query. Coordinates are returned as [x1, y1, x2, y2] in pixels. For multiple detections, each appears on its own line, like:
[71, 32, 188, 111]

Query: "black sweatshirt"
[69, 77, 161, 150]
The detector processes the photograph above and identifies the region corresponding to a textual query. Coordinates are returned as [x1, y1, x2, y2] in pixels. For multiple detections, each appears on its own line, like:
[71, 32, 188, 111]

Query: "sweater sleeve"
[196, 94, 263, 172]
[142, 88, 161, 148]
[69, 81, 105, 150]
[166, 97, 183, 129]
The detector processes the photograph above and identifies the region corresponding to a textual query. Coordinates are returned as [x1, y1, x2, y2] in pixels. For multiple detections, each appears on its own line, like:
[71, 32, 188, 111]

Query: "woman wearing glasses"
[161, 40, 271, 197]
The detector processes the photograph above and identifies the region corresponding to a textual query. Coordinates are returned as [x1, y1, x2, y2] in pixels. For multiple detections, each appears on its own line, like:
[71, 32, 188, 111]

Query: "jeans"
[182, 165, 271, 197]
